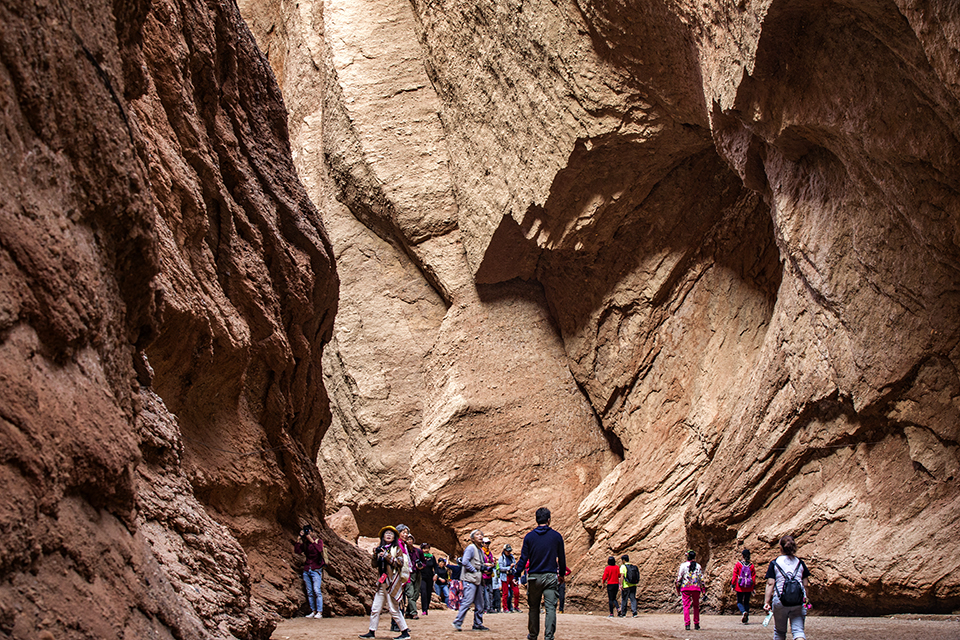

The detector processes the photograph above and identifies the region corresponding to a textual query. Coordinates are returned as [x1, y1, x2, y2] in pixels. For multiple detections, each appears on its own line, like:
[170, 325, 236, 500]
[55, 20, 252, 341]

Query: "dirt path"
[271, 609, 960, 640]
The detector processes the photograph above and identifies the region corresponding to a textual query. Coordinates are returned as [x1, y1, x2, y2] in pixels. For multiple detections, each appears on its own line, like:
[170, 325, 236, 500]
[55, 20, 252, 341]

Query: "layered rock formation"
[0, 0, 365, 638]
[241, 0, 960, 616]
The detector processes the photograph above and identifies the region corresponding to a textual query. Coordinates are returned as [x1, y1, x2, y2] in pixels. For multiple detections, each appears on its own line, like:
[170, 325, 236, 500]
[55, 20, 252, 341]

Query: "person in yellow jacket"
[618, 554, 639, 617]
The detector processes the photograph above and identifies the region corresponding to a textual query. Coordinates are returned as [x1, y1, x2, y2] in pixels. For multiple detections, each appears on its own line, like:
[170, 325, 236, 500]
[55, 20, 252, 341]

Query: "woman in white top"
[763, 535, 811, 640]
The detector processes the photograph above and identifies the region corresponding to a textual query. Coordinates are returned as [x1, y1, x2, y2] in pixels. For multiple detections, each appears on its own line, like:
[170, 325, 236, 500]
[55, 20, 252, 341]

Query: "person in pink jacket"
[732, 548, 756, 624]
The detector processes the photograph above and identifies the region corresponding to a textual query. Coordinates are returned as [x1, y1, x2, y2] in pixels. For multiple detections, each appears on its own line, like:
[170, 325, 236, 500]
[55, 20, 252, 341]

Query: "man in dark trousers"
[515, 507, 566, 640]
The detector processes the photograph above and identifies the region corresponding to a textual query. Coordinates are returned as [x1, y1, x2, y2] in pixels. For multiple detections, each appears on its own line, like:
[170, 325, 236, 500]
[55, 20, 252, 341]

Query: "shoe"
[632, 613, 637, 618]
[471, 625, 490, 631]
[685, 624, 690, 630]
[391, 623, 400, 633]
[395, 631, 411, 640]
[608, 614, 614, 617]
[422, 611, 428, 616]
[452, 624, 462, 632]
[695, 623, 700, 630]
[742, 612, 749, 624]
[358, 632, 376, 638]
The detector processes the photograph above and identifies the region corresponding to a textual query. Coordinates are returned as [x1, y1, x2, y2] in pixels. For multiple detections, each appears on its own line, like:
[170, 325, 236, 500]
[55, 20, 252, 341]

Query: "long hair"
[687, 549, 698, 572]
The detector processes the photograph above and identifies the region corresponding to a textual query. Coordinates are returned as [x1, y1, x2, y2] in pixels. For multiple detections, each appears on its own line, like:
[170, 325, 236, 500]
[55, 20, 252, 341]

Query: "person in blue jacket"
[515, 507, 566, 640]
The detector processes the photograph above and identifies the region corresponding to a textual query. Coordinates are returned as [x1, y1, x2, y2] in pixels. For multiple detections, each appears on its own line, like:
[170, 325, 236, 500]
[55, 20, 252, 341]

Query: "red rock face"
[0, 0, 361, 638]
[241, 0, 960, 617]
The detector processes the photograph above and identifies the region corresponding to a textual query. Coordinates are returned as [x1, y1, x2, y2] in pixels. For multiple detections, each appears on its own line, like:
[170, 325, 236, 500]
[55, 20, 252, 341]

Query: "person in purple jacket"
[515, 507, 566, 640]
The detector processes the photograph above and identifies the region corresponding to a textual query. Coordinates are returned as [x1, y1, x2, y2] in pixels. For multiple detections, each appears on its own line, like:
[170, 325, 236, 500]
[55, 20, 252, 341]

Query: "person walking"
[732, 548, 756, 624]
[515, 507, 566, 640]
[453, 530, 490, 632]
[618, 554, 638, 617]
[419, 543, 437, 616]
[359, 526, 411, 639]
[601, 557, 620, 617]
[499, 545, 521, 612]
[293, 524, 326, 619]
[763, 535, 811, 640]
[434, 557, 451, 607]
[675, 550, 705, 631]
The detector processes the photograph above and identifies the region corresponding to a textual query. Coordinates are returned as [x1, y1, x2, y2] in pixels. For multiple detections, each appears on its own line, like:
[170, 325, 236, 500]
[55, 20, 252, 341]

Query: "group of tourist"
[350, 506, 566, 640]
[294, 514, 811, 640]
[665, 535, 811, 638]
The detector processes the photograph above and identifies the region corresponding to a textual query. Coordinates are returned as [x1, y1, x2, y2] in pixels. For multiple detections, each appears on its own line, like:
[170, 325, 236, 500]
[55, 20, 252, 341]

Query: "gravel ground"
[271, 608, 960, 640]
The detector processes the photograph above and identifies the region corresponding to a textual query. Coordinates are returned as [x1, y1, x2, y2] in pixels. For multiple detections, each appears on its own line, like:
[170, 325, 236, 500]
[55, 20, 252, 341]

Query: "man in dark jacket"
[515, 507, 566, 640]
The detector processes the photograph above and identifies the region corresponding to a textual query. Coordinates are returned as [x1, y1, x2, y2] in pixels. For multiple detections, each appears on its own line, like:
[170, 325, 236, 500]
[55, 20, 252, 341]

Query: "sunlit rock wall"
[241, 0, 960, 615]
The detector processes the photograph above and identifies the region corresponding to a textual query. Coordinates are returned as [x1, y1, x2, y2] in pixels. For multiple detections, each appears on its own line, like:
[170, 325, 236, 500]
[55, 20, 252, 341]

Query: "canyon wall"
[0, 1, 365, 639]
[241, 0, 960, 615]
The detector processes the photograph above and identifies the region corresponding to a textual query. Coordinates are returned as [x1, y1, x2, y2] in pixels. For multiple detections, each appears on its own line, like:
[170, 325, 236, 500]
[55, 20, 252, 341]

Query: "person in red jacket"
[600, 557, 620, 617]
[732, 548, 756, 624]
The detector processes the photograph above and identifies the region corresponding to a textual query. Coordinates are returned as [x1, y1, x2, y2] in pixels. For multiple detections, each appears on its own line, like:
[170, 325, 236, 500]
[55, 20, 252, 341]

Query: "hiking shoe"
[471, 625, 490, 631]
[358, 632, 376, 638]
[395, 631, 411, 640]
[695, 623, 700, 630]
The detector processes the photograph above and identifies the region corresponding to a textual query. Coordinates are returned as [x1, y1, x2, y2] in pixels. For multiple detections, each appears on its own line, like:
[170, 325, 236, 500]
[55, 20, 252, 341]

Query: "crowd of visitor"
[294, 513, 811, 640]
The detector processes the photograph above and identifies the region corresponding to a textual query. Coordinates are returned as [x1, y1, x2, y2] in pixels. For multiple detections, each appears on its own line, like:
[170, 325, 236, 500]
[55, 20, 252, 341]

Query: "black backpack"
[775, 561, 805, 606]
[625, 564, 640, 584]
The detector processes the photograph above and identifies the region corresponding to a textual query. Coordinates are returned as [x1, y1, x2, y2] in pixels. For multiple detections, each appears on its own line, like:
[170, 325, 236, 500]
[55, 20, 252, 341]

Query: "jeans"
[453, 580, 485, 629]
[772, 598, 806, 640]
[526, 572, 559, 640]
[620, 585, 637, 615]
[481, 581, 494, 613]
[434, 582, 450, 606]
[558, 583, 566, 612]
[302, 569, 323, 614]
[737, 590, 752, 613]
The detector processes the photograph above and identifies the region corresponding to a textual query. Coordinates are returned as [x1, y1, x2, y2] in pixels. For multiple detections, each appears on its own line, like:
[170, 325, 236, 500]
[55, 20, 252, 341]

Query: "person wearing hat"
[498, 544, 521, 613]
[293, 524, 327, 619]
[359, 526, 411, 639]
[480, 537, 497, 613]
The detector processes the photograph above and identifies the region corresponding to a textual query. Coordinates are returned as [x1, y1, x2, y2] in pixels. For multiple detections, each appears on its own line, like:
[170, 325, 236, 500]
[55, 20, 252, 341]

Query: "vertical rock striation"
[0, 0, 360, 638]
[243, 0, 960, 616]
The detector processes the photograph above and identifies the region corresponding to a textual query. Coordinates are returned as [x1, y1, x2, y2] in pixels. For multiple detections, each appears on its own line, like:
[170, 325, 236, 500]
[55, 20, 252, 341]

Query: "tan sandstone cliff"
[240, 0, 960, 615]
[0, 0, 366, 638]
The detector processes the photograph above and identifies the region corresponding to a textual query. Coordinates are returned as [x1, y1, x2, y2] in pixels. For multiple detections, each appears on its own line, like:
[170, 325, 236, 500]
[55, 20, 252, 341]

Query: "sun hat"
[379, 525, 399, 539]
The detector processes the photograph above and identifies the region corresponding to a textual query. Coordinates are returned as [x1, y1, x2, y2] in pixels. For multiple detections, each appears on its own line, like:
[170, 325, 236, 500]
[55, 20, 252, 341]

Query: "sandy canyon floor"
[271, 610, 960, 640]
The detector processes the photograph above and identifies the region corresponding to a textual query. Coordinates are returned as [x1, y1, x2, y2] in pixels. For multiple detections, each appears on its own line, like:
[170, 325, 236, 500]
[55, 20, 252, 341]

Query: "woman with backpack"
[763, 535, 811, 640]
[675, 550, 706, 631]
[732, 548, 756, 624]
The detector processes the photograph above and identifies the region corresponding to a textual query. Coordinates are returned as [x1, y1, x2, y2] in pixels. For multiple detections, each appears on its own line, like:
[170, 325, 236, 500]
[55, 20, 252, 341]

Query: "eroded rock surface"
[0, 0, 365, 638]
[242, 0, 960, 616]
